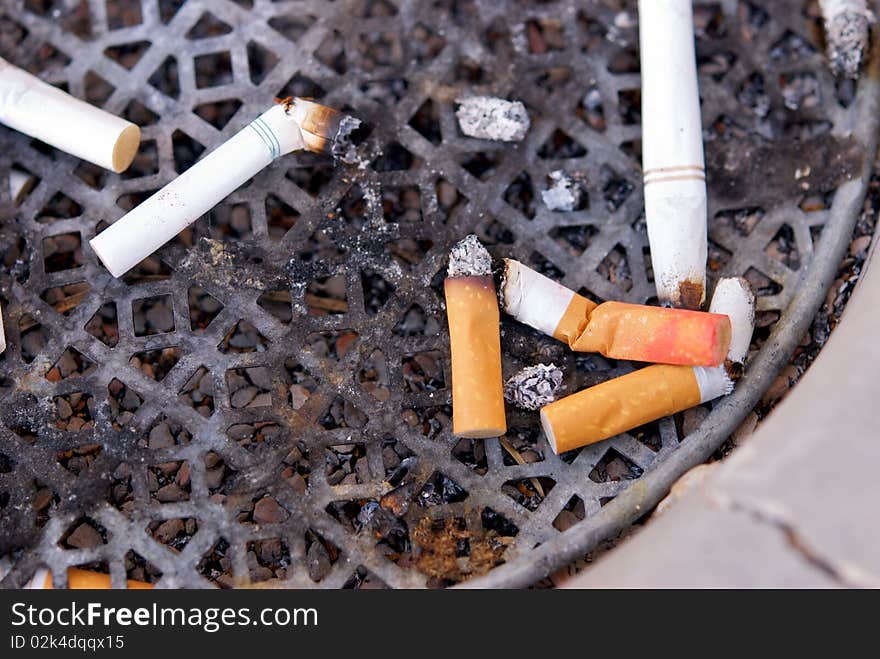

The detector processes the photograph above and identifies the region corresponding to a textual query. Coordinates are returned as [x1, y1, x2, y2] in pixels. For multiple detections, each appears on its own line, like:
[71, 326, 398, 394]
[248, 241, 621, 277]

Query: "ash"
[455, 96, 530, 142]
[448, 234, 492, 278]
[333, 115, 363, 164]
[541, 170, 585, 212]
[504, 363, 564, 411]
[821, 0, 873, 78]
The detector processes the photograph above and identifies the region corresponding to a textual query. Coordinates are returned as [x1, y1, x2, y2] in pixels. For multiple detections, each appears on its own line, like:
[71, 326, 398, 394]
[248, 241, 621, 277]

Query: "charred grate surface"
[0, 0, 869, 588]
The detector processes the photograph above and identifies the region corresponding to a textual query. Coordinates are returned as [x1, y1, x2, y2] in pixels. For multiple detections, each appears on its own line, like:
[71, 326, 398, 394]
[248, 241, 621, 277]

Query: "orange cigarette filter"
[27, 567, 152, 589]
[540, 364, 728, 453]
[502, 260, 730, 366]
[445, 276, 507, 438]
[444, 235, 506, 439]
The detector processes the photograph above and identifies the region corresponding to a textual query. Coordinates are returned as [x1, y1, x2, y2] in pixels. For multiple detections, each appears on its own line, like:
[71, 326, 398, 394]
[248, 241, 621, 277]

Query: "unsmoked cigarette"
[445, 236, 506, 438]
[639, 0, 707, 309]
[502, 259, 730, 366]
[540, 276, 755, 453]
[90, 99, 352, 278]
[0, 57, 140, 173]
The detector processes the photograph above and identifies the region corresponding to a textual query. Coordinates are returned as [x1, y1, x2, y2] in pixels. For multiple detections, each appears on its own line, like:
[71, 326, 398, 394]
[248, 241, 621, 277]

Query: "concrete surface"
[563, 241, 880, 588]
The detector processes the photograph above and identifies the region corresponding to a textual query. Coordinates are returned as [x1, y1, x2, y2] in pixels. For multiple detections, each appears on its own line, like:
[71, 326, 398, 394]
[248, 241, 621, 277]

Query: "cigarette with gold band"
[90, 98, 359, 278]
[540, 276, 755, 454]
[0, 560, 152, 589]
[501, 259, 730, 366]
[639, 0, 707, 308]
[0, 57, 140, 173]
[445, 235, 507, 438]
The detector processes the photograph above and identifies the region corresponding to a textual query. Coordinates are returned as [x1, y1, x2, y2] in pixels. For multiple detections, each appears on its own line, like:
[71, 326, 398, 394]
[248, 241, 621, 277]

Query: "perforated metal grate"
[0, 0, 874, 588]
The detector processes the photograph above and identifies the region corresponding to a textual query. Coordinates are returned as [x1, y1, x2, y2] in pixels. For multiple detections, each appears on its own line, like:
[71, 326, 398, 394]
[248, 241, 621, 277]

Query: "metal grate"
[0, 0, 875, 588]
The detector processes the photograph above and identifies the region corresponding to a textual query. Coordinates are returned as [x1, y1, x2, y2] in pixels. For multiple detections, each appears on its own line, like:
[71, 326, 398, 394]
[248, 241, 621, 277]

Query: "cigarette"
[501, 259, 730, 366]
[0, 57, 140, 173]
[540, 276, 755, 453]
[639, 0, 707, 309]
[90, 98, 356, 278]
[820, 0, 874, 78]
[0, 303, 5, 355]
[0, 563, 151, 589]
[445, 235, 507, 438]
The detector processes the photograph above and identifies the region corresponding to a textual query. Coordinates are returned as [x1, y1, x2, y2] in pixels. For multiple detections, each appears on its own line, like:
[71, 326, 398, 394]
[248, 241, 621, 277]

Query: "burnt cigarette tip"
[286, 97, 361, 158]
[448, 234, 492, 278]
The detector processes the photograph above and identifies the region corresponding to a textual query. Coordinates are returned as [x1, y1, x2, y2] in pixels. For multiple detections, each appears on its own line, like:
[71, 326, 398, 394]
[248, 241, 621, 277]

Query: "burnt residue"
[707, 133, 864, 207]
[677, 279, 705, 310]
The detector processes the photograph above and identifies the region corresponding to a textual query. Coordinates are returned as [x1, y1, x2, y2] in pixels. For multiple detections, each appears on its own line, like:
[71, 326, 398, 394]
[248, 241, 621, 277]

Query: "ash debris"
[333, 114, 363, 164]
[455, 96, 530, 142]
[820, 0, 874, 78]
[448, 234, 492, 278]
[504, 363, 564, 411]
[541, 170, 586, 212]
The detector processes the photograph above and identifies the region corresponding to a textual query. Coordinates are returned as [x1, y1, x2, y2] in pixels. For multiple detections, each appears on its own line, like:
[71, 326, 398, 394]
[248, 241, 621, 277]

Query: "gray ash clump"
[504, 363, 564, 411]
[541, 170, 586, 212]
[447, 234, 492, 278]
[455, 96, 530, 142]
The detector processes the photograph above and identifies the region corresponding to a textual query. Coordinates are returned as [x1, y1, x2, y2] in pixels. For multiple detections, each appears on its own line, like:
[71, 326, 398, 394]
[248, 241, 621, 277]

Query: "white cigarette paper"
[639, 0, 707, 309]
[0, 57, 139, 173]
[91, 104, 309, 278]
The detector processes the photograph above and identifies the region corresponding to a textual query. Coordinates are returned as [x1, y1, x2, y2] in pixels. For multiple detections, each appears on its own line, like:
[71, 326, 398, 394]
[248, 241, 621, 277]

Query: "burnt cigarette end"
[504, 363, 564, 411]
[448, 234, 492, 278]
[677, 279, 705, 310]
[822, 2, 873, 78]
[287, 97, 361, 158]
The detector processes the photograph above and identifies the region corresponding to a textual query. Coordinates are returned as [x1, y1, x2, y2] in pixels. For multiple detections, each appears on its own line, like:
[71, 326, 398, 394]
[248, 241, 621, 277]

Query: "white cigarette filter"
[639, 0, 707, 309]
[91, 99, 352, 278]
[0, 57, 139, 173]
[0, 303, 5, 354]
[539, 276, 756, 453]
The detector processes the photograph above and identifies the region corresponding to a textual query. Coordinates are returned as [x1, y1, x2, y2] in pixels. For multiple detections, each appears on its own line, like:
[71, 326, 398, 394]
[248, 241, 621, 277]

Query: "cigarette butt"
[445, 275, 506, 438]
[540, 365, 730, 453]
[639, 0, 707, 308]
[540, 276, 756, 454]
[0, 57, 140, 173]
[708, 277, 755, 366]
[502, 259, 730, 366]
[0, 303, 5, 355]
[9, 566, 152, 589]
